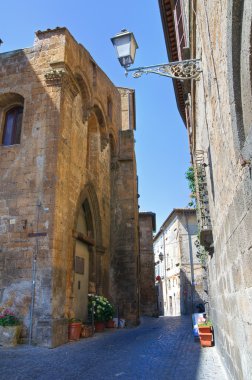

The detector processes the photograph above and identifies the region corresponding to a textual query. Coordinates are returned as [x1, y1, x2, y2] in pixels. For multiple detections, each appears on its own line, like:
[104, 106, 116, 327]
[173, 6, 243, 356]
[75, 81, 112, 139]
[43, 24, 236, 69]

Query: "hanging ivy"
[194, 236, 208, 267]
[185, 166, 196, 208]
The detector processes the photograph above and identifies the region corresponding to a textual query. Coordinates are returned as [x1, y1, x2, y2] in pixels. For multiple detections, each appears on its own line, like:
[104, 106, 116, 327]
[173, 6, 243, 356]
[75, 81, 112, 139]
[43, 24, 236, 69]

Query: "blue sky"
[0, 0, 191, 230]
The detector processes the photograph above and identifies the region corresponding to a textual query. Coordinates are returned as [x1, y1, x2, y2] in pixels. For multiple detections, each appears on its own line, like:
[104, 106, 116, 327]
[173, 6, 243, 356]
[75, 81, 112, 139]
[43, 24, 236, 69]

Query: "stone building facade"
[154, 209, 206, 316]
[139, 212, 157, 316]
[159, 1, 252, 378]
[0, 28, 140, 347]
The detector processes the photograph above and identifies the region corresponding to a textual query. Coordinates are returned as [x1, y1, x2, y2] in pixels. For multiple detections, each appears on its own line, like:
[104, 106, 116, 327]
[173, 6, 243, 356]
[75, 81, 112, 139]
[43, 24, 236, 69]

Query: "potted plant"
[198, 320, 213, 347]
[0, 308, 22, 347]
[68, 318, 82, 341]
[81, 324, 93, 338]
[105, 303, 115, 328]
[88, 295, 114, 332]
[198, 320, 213, 333]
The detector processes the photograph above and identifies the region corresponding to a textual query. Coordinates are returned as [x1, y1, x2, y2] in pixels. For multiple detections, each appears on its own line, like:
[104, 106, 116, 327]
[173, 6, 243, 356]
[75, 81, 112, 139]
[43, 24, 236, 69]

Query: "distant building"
[154, 209, 206, 316]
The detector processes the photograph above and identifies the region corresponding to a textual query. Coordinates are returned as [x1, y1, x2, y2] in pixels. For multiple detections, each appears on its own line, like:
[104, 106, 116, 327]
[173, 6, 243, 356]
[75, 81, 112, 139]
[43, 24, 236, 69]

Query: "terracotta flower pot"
[105, 319, 115, 328]
[198, 326, 212, 334]
[94, 321, 105, 332]
[68, 322, 82, 341]
[199, 332, 213, 347]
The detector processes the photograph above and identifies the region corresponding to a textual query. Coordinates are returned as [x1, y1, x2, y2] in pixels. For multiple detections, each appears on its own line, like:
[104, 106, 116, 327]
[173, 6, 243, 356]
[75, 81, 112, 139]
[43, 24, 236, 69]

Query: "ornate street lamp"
[110, 29, 138, 69]
[111, 30, 201, 80]
[159, 252, 164, 262]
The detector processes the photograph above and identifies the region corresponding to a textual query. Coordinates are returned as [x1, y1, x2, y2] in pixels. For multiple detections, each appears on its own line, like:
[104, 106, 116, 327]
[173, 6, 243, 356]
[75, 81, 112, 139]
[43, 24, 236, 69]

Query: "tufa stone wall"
[0, 27, 140, 346]
[190, 1, 252, 378]
[159, 1, 252, 375]
[110, 91, 140, 324]
[139, 212, 158, 317]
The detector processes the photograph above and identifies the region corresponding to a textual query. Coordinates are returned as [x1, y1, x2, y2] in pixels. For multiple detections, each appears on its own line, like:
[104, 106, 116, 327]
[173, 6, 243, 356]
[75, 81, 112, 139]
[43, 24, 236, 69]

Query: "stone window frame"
[0, 93, 25, 146]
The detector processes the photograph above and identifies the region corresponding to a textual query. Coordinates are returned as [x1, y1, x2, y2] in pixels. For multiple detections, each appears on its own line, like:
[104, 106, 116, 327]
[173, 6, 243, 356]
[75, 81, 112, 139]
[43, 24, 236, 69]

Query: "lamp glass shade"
[159, 252, 164, 262]
[111, 30, 138, 68]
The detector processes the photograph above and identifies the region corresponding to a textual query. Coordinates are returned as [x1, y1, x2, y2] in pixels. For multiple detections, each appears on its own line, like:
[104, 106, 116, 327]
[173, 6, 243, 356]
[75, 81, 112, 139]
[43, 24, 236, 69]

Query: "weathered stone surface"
[0, 325, 22, 347]
[159, 0, 252, 378]
[139, 212, 158, 317]
[0, 28, 140, 346]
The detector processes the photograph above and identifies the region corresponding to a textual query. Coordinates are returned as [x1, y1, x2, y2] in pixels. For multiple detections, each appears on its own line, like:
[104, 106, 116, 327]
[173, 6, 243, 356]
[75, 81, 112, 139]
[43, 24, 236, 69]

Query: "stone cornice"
[45, 62, 79, 98]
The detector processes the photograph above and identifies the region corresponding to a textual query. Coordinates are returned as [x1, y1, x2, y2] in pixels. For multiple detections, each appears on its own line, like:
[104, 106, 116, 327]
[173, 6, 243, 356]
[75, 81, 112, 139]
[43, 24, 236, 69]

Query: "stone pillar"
[139, 212, 158, 316]
[111, 130, 140, 325]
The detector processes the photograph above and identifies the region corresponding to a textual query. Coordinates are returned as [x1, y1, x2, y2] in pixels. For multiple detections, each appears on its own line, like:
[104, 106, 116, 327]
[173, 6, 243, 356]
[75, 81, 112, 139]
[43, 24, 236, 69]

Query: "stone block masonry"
[0, 27, 140, 346]
[139, 212, 158, 317]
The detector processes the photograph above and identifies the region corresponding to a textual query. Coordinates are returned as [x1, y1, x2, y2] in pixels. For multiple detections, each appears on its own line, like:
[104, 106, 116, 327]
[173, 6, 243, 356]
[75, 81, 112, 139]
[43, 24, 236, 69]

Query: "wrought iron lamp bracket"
[125, 59, 202, 80]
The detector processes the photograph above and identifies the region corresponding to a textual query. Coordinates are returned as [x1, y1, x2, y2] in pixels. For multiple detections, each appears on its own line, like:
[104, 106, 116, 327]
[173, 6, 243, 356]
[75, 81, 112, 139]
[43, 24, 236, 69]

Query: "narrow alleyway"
[0, 317, 228, 380]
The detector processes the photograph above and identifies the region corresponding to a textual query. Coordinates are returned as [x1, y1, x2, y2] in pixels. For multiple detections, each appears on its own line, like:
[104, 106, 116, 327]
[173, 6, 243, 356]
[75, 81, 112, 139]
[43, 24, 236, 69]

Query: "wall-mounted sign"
[28, 232, 47, 238]
[75, 256, 85, 274]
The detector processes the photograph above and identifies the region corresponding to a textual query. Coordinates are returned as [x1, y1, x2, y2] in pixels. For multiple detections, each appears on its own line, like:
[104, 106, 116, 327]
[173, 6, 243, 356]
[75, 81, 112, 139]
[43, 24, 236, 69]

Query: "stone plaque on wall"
[75, 256, 84, 274]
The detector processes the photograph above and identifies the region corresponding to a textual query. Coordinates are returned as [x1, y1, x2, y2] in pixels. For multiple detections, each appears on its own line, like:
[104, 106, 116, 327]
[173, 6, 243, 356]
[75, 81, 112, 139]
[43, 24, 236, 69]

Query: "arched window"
[2, 106, 23, 145]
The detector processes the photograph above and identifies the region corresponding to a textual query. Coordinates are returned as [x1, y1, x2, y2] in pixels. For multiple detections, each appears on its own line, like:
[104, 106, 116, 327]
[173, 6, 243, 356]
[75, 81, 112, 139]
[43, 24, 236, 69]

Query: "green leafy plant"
[194, 236, 208, 267]
[198, 320, 213, 327]
[88, 295, 114, 322]
[68, 318, 82, 323]
[185, 166, 196, 208]
[0, 309, 21, 326]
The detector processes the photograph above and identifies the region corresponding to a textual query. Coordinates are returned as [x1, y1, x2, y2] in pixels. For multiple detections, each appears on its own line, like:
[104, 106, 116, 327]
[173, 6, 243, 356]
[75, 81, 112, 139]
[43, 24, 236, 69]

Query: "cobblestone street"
[0, 317, 228, 380]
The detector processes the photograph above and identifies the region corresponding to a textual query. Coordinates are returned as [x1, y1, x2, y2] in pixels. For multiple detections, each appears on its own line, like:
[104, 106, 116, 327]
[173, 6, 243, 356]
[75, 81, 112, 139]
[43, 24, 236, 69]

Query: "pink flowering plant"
[0, 308, 21, 326]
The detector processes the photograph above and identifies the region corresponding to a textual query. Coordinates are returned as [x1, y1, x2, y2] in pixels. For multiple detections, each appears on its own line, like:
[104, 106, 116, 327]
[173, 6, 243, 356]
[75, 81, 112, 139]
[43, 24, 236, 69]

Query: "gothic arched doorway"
[73, 185, 104, 321]
[73, 199, 95, 321]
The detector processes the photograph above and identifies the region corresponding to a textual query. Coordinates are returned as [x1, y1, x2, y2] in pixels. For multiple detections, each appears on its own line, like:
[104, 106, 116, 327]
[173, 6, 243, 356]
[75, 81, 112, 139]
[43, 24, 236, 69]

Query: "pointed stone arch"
[73, 182, 105, 296]
[93, 104, 106, 129]
[74, 182, 103, 251]
[86, 103, 109, 164]
[74, 70, 93, 122]
[109, 131, 118, 159]
[93, 104, 109, 151]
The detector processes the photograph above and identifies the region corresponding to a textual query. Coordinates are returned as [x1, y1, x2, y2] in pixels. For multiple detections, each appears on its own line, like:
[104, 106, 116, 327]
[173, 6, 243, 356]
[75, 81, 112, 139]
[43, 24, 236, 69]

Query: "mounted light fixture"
[110, 29, 138, 68]
[111, 30, 201, 80]
[159, 252, 164, 262]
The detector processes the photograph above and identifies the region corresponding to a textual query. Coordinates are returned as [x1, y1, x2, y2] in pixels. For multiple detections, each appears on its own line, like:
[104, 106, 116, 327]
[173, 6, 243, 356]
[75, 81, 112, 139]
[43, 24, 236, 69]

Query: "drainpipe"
[28, 200, 41, 345]
[28, 201, 49, 344]
[137, 223, 141, 322]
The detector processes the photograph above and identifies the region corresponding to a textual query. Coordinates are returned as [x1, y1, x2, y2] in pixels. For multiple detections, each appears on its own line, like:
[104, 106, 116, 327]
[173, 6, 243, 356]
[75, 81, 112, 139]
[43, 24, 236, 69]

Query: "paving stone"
[0, 316, 228, 380]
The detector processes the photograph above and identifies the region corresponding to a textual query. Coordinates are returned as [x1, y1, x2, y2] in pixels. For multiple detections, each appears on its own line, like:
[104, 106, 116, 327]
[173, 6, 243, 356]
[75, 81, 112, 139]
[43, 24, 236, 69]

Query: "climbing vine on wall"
[194, 236, 208, 267]
[186, 166, 208, 266]
[185, 166, 196, 208]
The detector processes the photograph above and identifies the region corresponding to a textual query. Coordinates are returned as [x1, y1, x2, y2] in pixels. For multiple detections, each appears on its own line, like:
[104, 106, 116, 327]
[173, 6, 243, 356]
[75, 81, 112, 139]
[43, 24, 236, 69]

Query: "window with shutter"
[2, 106, 23, 145]
[173, 0, 187, 60]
